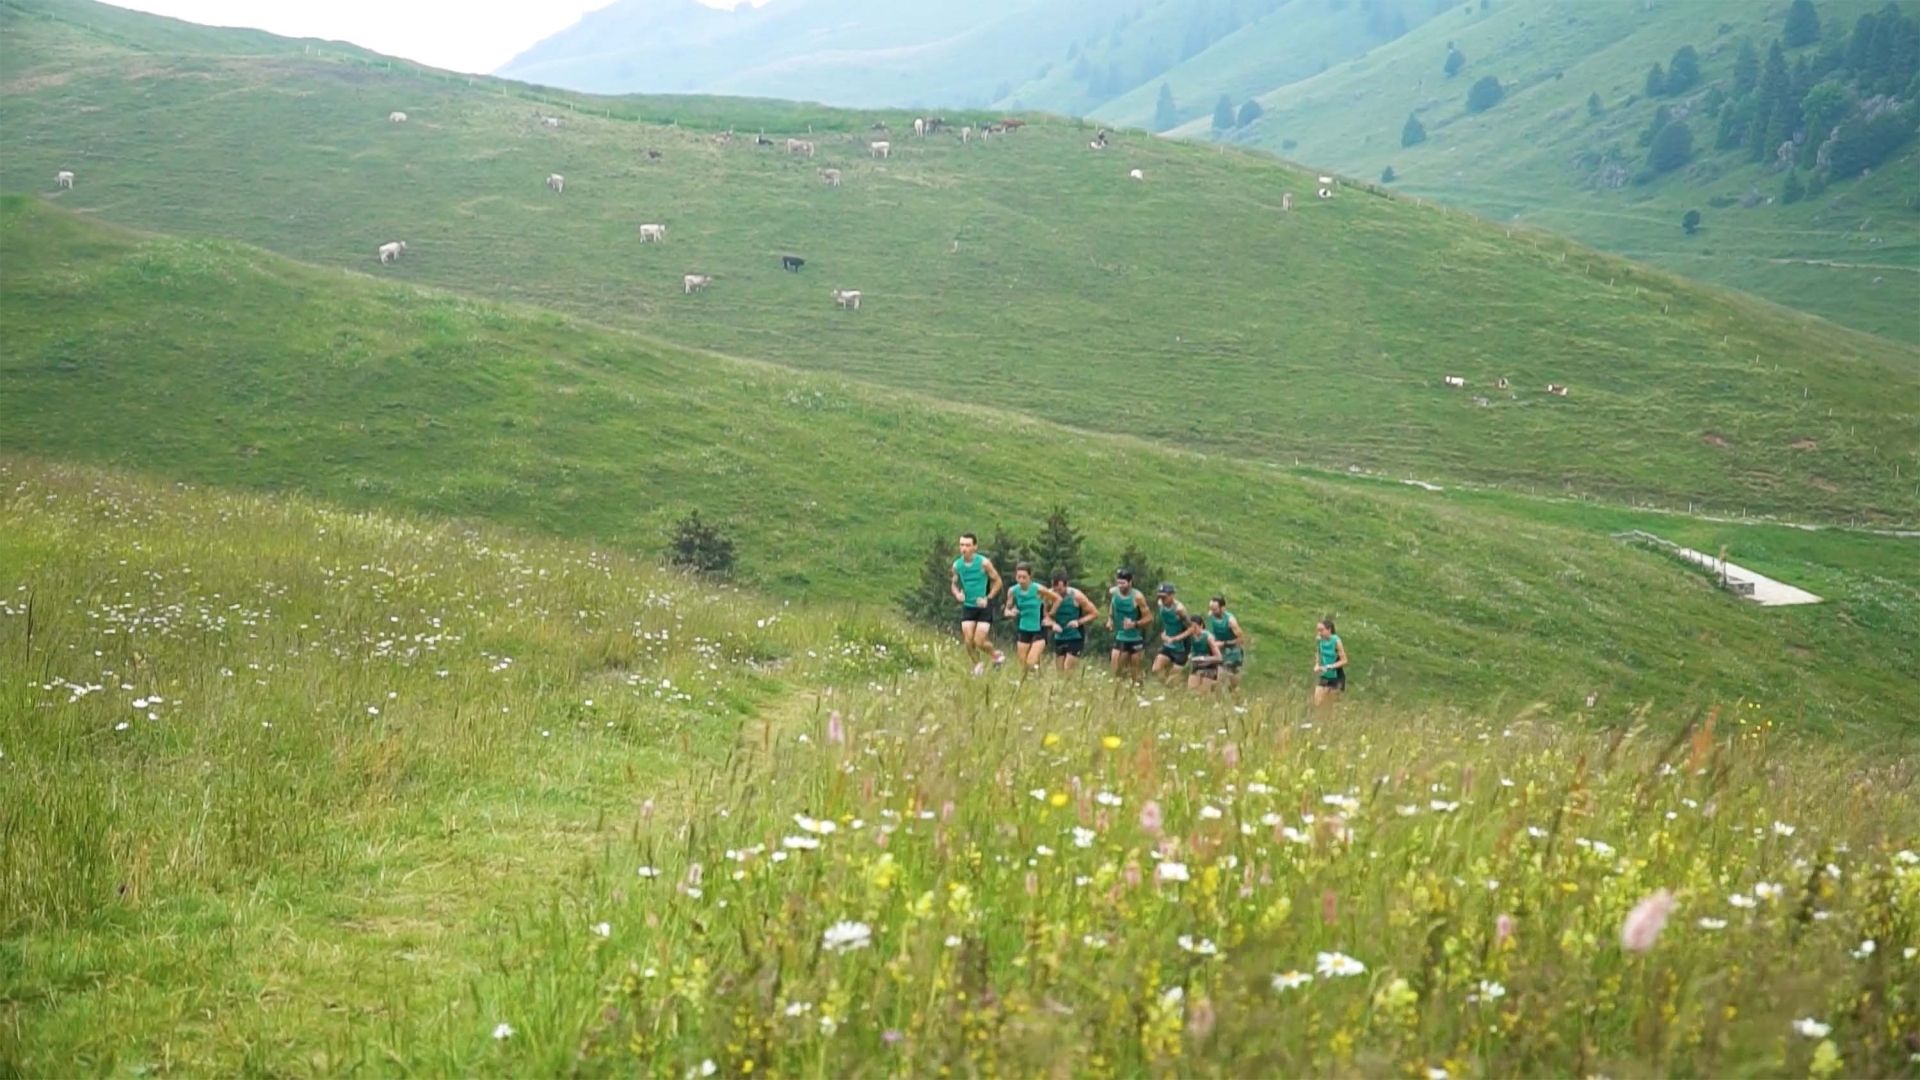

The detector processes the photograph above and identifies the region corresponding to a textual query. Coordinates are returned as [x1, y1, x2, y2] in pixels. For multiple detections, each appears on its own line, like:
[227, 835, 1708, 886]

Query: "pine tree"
[1734, 38, 1761, 95]
[1649, 118, 1694, 173]
[1587, 91, 1604, 117]
[1381, 165, 1397, 182]
[1444, 45, 1467, 77]
[1667, 45, 1700, 94]
[1682, 209, 1702, 235]
[1465, 74, 1504, 111]
[1645, 62, 1668, 97]
[987, 526, 1031, 579]
[1238, 99, 1265, 126]
[1749, 41, 1791, 160]
[898, 535, 955, 627]
[1847, 12, 1878, 74]
[1784, 0, 1821, 48]
[1211, 94, 1237, 131]
[1638, 105, 1673, 148]
[1152, 82, 1178, 131]
[1402, 112, 1427, 146]
[1782, 167, 1806, 203]
[1031, 507, 1087, 587]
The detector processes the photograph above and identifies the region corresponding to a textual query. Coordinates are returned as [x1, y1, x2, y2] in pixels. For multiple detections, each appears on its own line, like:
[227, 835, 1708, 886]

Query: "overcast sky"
[100, 0, 765, 74]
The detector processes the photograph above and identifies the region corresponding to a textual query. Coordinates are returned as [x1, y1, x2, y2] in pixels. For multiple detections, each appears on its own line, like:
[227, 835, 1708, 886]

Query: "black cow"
[781, 255, 806, 272]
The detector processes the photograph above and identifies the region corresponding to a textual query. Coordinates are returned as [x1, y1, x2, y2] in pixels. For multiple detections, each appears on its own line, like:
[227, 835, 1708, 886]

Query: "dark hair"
[1115, 568, 1134, 581]
[1015, 561, 1032, 574]
[959, 531, 976, 543]
[1211, 594, 1226, 607]
[1319, 616, 1337, 634]
[1051, 572, 1069, 586]
[1189, 613, 1207, 627]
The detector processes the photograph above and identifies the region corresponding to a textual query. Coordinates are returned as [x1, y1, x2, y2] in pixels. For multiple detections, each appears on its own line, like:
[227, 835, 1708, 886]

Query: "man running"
[1207, 595, 1248, 694]
[1045, 572, 1100, 673]
[1150, 583, 1194, 684]
[949, 532, 1004, 674]
[1002, 562, 1061, 675]
[1106, 568, 1148, 682]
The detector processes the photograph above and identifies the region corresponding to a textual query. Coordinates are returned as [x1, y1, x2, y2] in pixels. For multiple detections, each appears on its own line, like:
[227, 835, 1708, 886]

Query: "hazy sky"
[101, 0, 771, 74]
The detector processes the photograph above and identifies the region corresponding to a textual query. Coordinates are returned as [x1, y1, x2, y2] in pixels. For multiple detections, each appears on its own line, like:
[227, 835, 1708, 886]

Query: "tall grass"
[3, 461, 1915, 1075]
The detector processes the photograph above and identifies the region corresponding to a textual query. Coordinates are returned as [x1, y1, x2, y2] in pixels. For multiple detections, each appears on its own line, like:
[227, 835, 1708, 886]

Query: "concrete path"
[1669, 546, 1822, 606]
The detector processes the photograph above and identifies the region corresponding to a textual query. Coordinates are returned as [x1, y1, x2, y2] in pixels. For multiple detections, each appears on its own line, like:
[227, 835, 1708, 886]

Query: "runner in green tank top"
[1045, 572, 1101, 673]
[1206, 595, 1248, 695]
[1000, 562, 1061, 675]
[1313, 615, 1348, 711]
[948, 532, 1004, 674]
[1184, 613, 1224, 694]
[1106, 569, 1148, 683]
[1151, 583, 1194, 684]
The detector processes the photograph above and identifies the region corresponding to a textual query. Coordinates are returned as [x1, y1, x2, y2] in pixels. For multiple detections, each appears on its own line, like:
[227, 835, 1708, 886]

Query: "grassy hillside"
[5, 198, 1919, 735]
[5, 459, 1917, 1074]
[3, 0, 1917, 525]
[1190, 0, 1920, 345]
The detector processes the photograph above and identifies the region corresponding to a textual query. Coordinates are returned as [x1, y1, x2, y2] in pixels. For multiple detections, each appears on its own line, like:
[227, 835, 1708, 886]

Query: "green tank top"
[1157, 602, 1187, 640]
[1053, 589, 1085, 640]
[1189, 628, 1216, 663]
[953, 554, 988, 605]
[1318, 635, 1341, 671]
[1209, 610, 1243, 660]
[1111, 589, 1143, 642]
[1010, 581, 1042, 632]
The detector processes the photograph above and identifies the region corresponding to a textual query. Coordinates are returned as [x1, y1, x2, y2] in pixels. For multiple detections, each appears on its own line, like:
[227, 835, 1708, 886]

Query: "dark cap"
[1114, 568, 1134, 581]
[1158, 583, 1176, 595]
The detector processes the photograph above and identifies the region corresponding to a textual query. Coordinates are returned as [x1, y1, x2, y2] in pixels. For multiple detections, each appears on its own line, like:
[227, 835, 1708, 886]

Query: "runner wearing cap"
[1045, 572, 1100, 673]
[1150, 583, 1194, 684]
[1106, 569, 1148, 682]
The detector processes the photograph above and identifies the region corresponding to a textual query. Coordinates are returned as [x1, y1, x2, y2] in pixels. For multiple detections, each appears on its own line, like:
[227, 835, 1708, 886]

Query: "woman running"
[1045, 572, 1100, 673]
[1207, 595, 1248, 694]
[1313, 616, 1348, 708]
[1107, 569, 1148, 683]
[1001, 563, 1061, 675]
[1185, 613, 1224, 694]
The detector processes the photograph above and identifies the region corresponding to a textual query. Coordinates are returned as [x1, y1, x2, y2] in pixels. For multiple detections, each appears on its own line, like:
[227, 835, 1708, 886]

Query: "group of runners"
[947, 532, 1349, 703]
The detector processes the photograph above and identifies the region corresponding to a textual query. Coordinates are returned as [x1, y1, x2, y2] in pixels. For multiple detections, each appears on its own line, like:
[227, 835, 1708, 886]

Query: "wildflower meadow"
[2, 458, 1916, 1076]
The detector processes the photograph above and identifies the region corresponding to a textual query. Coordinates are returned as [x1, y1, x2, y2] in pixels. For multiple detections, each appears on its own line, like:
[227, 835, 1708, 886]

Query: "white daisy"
[821, 920, 872, 953]
[1272, 970, 1311, 991]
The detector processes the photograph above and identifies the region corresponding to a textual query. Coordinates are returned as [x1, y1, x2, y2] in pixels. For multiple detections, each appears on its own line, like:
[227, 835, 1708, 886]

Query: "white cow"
[378, 240, 407, 265]
[1281, 193, 1293, 212]
[1547, 384, 1570, 397]
[638, 223, 667, 243]
[960, 126, 972, 143]
[870, 141, 891, 159]
[389, 111, 408, 123]
[1129, 168, 1144, 181]
[1443, 376, 1466, 388]
[542, 117, 562, 129]
[832, 289, 862, 310]
[914, 117, 926, 137]
[55, 170, 74, 189]
[787, 139, 815, 158]
[1495, 377, 1511, 389]
[818, 167, 842, 187]
[546, 173, 565, 193]
[683, 274, 713, 294]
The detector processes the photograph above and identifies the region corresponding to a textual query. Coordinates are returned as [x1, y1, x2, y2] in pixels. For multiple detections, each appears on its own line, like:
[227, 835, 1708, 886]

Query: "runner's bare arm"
[950, 566, 964, 603]
[984, 559, 1003, 602]
[1332, 639, 1348, 671]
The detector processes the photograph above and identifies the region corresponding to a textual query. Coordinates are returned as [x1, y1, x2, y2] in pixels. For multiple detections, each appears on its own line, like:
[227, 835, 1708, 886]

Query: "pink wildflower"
[1321, 889, 1339, 926]
[1187, 997, 1217, 1040]
[826, 710, 844, 745]
[1620, 889, 1675, 953]
[1222, 742, 1240, 769]
[1140, 800, 1164, 835]
[1495, 913, 1516, 948]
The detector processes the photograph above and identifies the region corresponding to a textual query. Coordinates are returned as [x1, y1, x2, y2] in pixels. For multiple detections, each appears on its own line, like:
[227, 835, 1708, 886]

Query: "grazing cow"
[782, 255, 806, 272]
[546, 173, 565, 193]
[832, 289, 862, 310]
[1091, 128, 1111, 150]
[1443, 376, 1466, 388]
[714, 131, 734, 145]
[389, 111, 408, 123]
[960, 126, 972, 143]
[787, 139, 815, 158]
[55, 170, 74, 189]
[756, 135, 775, 146]
[928, 117, 947, 134]
[1129, 168, 1144, 181]
[1000, 119, 1025, 132]
[542, 117, 562, 128]
[871, 141, 891, 159]
[1318, 186, 1333, 199]
[1281, 192, 1293, 211]
[639, 223, 667, 243]
[683, 274, 713, 294]
[1495, 377, 1510, 389]
[871, 121, 890, 131]
[1547, 384, 1570, 396]
[645, 149, 663, 160]
[1319, 175, 1334, 185]
[914, 118, 926, 137]
[378, 240, 407, 265]
[817, 168, 841, 187]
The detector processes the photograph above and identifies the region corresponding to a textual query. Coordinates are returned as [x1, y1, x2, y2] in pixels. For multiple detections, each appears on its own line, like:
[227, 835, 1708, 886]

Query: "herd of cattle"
[363, 108, 1157, 313]
[1442, 374, 1572, 400]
